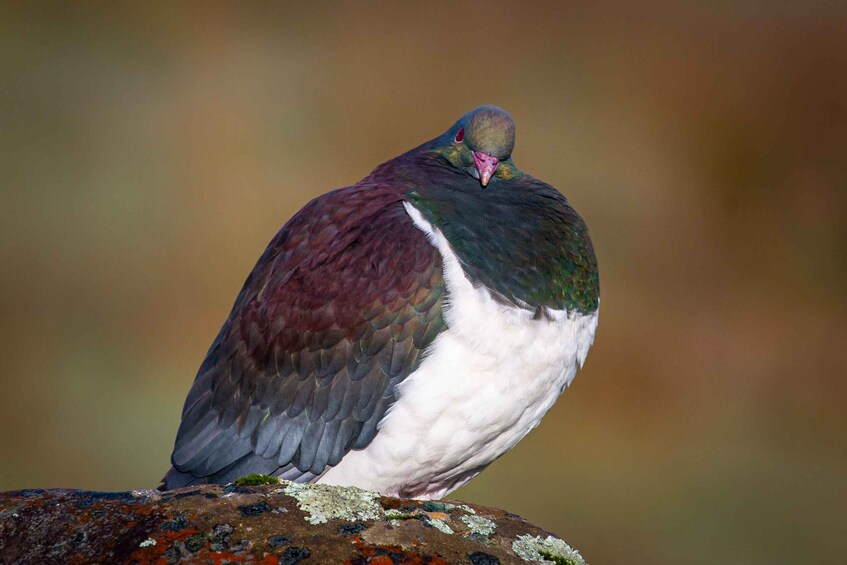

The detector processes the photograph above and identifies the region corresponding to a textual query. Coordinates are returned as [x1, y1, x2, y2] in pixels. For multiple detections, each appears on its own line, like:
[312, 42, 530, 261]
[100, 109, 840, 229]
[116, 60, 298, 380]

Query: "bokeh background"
[2, 2, 845, 563]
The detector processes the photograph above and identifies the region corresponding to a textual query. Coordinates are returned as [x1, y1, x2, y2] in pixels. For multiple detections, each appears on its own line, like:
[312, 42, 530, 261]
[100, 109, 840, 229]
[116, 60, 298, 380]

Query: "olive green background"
[2, 3, 845, 564]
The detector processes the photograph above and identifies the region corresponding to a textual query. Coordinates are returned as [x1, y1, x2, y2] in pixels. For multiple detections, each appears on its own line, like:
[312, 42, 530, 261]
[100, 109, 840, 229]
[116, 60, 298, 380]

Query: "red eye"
[454, 127, 464, 143]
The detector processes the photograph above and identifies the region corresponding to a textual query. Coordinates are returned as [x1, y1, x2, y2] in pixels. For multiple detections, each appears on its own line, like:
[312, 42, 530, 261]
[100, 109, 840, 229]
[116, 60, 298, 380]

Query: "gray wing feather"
[275, 416, 307, 465]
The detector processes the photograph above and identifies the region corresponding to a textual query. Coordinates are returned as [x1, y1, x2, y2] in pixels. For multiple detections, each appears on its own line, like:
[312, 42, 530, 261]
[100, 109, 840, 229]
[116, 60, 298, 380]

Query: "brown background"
[2, 3, 845, 564]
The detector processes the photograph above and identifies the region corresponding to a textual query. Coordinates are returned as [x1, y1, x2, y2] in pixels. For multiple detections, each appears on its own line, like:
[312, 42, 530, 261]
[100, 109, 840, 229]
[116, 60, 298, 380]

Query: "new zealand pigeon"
[162, 105, 599, 499]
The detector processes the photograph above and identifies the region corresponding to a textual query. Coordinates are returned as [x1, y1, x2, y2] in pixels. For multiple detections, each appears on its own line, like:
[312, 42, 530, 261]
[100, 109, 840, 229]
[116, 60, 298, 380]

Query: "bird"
[161, 105, 599, 500]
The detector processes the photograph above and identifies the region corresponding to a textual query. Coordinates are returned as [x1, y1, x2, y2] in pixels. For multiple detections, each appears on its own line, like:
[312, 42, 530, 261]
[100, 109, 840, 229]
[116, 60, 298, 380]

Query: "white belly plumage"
[317, 203, 598, 499]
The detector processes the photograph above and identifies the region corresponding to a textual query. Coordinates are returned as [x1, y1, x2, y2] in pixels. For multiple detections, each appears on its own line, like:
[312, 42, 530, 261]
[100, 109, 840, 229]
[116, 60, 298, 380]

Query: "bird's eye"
[454, 128, 464, 143]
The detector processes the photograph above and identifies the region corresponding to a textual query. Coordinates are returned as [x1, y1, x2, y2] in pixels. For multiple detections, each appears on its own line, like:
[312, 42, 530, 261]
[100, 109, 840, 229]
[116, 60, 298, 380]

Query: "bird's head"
[431, 105, 520, 187]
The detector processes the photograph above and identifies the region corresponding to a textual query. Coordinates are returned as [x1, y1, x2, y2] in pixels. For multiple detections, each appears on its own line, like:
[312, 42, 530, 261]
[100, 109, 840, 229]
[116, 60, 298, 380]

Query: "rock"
[0, 482, 587, 564]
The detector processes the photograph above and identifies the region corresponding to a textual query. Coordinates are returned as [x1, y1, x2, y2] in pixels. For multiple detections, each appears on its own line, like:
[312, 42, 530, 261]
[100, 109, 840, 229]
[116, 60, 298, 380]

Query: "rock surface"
[0, 481, 586, 564]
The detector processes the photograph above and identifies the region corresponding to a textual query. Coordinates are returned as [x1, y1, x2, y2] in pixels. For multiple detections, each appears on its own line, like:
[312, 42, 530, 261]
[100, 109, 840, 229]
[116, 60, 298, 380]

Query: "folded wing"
[164, 185, 445, 488]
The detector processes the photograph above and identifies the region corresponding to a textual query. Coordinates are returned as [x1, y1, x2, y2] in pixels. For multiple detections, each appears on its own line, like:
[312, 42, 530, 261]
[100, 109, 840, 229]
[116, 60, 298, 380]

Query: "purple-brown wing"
[164, 184, 446, 488]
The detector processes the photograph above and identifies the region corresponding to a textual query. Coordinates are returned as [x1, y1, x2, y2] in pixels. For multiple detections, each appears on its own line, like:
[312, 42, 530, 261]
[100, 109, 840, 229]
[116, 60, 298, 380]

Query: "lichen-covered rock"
[0, 482, 586, 564]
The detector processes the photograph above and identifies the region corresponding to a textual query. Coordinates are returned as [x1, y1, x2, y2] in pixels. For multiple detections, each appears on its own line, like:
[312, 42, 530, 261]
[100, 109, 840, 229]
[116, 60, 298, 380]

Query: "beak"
[472, 151, 499, 187]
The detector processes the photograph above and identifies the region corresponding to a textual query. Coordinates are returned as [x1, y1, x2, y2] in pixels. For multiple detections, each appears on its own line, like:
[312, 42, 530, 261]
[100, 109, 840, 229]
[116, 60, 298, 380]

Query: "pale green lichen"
[461, 514, 496, 536]
[457, 504, 476, 514]
[384, 509, 418, 520]
[426, 517, 455, 534]
[512, 534, 586, 565]
[539, 549, 581, 565]
[138, 538, 157, 548]
[280, 482, 382, 525]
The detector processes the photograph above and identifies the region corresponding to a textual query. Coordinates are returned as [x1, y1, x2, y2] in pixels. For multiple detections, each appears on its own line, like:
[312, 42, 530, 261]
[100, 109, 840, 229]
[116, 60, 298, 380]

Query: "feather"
[306, 381, 331, 422]
[356, 371, 386, 420]
[330, 419, 358, 466]
[276, 416, 308, 466]
[254, 414, 288, 458]
[286, 378, 314, 417]
[323, 371, 349, 421]
[297, 419, 326, 472]
[312, 419, 341, 474]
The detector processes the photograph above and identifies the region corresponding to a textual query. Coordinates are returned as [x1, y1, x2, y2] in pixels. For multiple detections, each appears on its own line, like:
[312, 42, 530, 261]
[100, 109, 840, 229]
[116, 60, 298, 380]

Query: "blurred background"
[2, 2, 845, 563]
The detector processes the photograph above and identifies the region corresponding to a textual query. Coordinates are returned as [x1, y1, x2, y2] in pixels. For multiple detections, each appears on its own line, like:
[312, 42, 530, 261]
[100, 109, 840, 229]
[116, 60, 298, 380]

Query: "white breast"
[318, 202, 598, 499]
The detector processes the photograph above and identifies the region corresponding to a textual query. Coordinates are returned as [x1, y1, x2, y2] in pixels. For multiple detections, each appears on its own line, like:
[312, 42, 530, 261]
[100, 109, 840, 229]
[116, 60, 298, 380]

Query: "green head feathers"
[429, 105, 522, 184]
[461, 105, 515, 160]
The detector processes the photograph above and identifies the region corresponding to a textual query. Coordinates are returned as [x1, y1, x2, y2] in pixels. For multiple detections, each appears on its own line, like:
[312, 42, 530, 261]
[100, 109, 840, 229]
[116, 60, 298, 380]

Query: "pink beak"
[472, 151, 499, 187]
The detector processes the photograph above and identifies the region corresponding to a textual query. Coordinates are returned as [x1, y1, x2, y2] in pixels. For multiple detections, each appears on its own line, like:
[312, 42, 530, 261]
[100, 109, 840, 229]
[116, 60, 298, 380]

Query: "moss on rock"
[233, 473, 281, 486]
